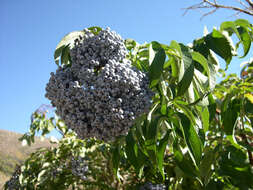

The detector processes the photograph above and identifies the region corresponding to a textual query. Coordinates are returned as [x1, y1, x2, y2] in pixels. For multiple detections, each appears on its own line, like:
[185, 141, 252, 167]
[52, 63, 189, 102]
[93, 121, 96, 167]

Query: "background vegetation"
[0, 130, 52, 188]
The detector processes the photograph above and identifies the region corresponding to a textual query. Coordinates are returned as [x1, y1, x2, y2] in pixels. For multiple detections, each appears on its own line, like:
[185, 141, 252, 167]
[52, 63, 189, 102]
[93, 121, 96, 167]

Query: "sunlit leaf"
[54, 31, 85, 66]
[87, 26, 102, 35]
[245, 93, 253, 104]
[149, 41, 166, 88]
[177, 44, 194, 96]
[204, 29, 235, 69]
[196, 106, 210, 132]
[125, 38, 137, 51]
[191, 51, 216, 89]
[237, 26, 251, 58]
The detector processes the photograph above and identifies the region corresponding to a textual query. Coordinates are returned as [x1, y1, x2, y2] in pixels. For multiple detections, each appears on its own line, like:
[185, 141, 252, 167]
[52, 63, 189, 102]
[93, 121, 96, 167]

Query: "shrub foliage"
[4, 19, 253, 190]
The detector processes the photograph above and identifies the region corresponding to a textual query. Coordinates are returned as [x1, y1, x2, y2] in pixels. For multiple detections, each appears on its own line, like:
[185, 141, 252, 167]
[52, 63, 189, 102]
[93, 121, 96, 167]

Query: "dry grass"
[0, 129, 53, 188]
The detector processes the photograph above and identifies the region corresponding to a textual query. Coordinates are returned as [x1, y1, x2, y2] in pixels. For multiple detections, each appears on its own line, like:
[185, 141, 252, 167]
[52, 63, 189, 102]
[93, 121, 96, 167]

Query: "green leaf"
[37, 169, 47, 183]
[193, 37, 219, 65]
[170, 40, 182, 56]
[147, 102, 159, 122]
[138, 48, 149, 58]
[226, 146, 248, 167]
[160, 96, 167, 115]
[157, 130, 171, 179]
[191, 51, 216, 89]
[54, 45, 66, 66]
[169, 41, 181, 78]
[112, 145, 120, 177]
[192, 70, 209, 95]
[219, 147, 253, 188]
[221, 98, 240, 136]
[125, 131, 138, 166]
[147, 116, 162, 141]
[221, 98, 241, 149]
[197, 106, 210, 132]
[234, 19, 252, 29]
[125, 130, 144, 175]
[220, 20, 252, 58]
[145, 117, 163, 165]
[199, 148, 215, 185]
[61, 45, 71, 67]
[174, 102, 196, 125]
[245, 98, 253, 115]
[220, 21, 239, 36]
[188, 83, 210, 107]
[204, 29, 235, 69]
[170, 57, 179, 78]
[87, 26, 102, 35]
[137, 59, 149, 72]
[237, 26, 251, 58]
[185, 81, 195, 103]
[125, 38, 137, 51]
[54, 31, 85, 66]
[149, 41, 166, 88]
[177, 44, 194, 96]
[177, 113, 203, 166]
[159, 80, 167, 115]
[173, 140, 199, 178]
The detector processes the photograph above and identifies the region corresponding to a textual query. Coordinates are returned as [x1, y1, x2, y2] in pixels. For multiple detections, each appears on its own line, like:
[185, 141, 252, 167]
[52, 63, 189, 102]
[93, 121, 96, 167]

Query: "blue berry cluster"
[140, 182, 167, 190]
[4, 166, 21, 190]
[71, 156, 88, 180]
[45, 27, 153, 141]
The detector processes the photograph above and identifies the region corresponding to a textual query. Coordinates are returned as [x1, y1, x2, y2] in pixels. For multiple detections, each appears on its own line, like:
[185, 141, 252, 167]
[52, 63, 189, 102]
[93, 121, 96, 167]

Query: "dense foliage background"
[4, 17, 253, 190]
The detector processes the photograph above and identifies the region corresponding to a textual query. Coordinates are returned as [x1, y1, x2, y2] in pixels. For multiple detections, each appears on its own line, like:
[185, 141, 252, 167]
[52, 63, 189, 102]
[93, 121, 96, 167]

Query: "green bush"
[4, 19, 253, 190]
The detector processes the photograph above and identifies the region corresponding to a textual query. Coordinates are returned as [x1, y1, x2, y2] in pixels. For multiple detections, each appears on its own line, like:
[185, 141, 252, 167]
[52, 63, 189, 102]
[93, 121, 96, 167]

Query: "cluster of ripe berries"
[46, 27, 153, 141]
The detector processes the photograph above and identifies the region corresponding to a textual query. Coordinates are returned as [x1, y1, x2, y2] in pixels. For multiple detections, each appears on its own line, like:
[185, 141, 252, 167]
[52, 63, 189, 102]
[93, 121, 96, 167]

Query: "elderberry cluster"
[71, 157, 88, 180]
[45, 27, 153, 141]
[140, 182, 167, 190]
[4, 166, 21, 190]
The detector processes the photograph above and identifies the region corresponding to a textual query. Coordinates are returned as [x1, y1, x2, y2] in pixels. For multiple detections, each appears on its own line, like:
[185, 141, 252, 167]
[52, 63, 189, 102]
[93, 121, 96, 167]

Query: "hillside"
[0, 129, 53, 188]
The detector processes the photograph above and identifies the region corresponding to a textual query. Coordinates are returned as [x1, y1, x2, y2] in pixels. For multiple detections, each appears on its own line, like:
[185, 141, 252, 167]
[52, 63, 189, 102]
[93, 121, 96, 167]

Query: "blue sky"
[0, 0, 252, 135]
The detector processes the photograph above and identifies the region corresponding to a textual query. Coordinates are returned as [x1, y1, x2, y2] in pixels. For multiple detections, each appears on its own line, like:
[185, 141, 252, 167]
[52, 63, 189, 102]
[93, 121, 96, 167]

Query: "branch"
[184, 0, 253, 19]
[245, 0, 253, 9]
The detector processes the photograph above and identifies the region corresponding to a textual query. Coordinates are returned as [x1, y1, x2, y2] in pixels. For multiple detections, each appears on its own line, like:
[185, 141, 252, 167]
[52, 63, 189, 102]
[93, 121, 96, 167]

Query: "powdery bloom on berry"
[45, 27, 153, 141]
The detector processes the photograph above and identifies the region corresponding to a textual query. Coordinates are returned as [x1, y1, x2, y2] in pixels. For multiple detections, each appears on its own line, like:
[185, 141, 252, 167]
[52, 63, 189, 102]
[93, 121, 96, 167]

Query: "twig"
[201, 8, 218, 20]
[245, 0, 253, 8]
[237, 0, 250, 9]
[183, 0, 253, 19]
